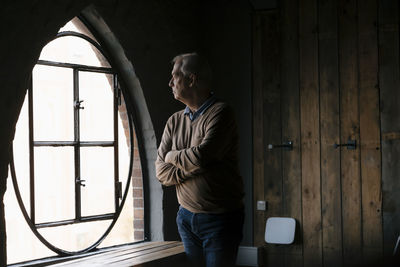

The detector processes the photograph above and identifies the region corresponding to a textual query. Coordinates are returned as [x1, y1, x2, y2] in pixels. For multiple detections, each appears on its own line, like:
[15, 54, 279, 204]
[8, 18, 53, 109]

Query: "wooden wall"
[253, 0, 400, 266]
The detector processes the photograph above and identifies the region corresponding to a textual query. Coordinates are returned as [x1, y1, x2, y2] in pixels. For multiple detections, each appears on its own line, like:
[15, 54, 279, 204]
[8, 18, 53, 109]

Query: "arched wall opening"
[0, 4, 162, 265]
[79, 5, 163, 242]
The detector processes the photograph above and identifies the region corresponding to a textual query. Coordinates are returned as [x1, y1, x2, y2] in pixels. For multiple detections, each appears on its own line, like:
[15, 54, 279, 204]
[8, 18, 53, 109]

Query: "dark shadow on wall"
[0, 1, 255, 264]
[93, 0, 253, 244]
[163, 186, 181, 240]
[92, 0, 205, 242]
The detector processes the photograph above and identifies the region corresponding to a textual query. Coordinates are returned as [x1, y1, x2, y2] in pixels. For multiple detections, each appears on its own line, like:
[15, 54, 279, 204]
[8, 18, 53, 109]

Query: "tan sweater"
[155, 101, 244, 213]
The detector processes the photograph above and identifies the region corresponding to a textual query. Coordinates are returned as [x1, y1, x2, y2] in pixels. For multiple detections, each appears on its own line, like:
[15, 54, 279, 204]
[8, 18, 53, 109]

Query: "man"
[155, 52, 244, 267]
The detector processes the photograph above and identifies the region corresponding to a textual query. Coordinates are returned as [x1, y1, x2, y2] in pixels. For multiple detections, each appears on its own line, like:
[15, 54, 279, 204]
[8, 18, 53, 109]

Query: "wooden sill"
[9, 241, 185, 267]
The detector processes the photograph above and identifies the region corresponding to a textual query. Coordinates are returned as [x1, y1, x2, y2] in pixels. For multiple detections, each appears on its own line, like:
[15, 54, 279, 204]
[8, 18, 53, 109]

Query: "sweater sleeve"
[155, 116, 187, 186]
[166, 105, 236, 174]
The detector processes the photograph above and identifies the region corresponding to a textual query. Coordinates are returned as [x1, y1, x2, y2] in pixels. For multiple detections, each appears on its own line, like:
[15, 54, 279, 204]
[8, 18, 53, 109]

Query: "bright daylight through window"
[4, 18, 144, 265]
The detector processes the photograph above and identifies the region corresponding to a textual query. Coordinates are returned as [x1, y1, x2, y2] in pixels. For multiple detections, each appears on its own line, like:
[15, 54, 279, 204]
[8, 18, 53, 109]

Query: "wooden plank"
[256, 10, 284, 266]
[378, 0, 400, 257]
[115, 245, 185, 266]
[49, 242, 184, 266]
[48, 242, 173, 266]
[106, 243, 183, 265]
[280, 0, 303, 266]
[318, 0, 343, 266]
[58, 241, 171, 266]
[338, 0, 362, 265]
[252, 12, 266, 248]
[95, 242, 177, 262]
[358, 0, 383, 264]
[25, 242, 170, 267]
[299, 0, 322, 266]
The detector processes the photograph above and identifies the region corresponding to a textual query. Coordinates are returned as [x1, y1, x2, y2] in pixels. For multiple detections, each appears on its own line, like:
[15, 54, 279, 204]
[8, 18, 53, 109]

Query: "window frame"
[9, 30, 136, 256]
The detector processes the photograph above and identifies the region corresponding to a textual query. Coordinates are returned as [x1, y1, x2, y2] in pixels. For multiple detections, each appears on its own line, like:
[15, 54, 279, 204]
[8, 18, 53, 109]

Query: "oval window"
[6, 18, 144, 260]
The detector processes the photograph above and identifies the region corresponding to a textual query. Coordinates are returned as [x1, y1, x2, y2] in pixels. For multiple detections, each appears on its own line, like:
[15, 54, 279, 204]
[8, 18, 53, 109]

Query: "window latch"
[74, 100, 84, 109]
[76, 178, 86, 187]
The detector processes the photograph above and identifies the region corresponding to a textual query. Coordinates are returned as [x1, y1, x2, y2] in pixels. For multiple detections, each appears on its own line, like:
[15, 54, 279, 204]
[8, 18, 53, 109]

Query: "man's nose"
[168, 78, 173, 87]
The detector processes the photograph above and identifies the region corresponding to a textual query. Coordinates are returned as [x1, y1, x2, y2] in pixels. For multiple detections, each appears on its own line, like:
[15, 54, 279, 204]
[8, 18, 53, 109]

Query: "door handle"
[334, 139, 357, 150]
[267, 141, 293, 151]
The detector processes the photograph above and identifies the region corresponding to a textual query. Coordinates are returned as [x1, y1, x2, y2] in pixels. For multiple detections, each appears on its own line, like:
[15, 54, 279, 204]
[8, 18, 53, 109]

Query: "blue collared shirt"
[184, 95, 217, 121]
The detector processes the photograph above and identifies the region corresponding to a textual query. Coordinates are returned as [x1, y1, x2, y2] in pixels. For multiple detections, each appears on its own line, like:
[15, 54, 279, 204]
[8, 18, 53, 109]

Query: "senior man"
[155, 52, 244, 267]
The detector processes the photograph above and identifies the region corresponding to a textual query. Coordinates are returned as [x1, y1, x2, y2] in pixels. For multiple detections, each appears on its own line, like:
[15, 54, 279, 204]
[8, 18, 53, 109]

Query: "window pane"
[33, 65, 74, 141]
[35, 147, 75, 223]
[79, 71, 114, 141]
[5, 173, 56, 264]
[38, 220, 112, 252]
[39, 36, 110, 68]
[118, 105, 131, 201]
[99, 183, 134, 248]
[81, 147, 115, 216]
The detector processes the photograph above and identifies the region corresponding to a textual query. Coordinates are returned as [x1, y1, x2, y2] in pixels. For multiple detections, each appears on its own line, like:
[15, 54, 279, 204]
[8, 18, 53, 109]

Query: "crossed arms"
[155, 105, 236, 186]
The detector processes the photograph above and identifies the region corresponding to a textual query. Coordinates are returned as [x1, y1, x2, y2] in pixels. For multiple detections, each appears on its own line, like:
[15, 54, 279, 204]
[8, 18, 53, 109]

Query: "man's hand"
[164, 151, 175, 164]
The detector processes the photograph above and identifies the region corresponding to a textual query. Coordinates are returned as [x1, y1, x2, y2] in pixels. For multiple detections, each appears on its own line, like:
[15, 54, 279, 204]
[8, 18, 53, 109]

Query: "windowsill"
[8, 241, 184, 267]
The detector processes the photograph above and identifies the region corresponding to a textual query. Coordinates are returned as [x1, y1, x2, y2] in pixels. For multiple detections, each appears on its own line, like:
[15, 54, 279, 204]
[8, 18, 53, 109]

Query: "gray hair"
[172, 52, 212, 87]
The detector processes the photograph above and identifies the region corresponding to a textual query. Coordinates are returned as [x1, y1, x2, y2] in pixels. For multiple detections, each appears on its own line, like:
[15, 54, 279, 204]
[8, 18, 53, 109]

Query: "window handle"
[76, 178, 86, 187]
[74, 100, 84, 109]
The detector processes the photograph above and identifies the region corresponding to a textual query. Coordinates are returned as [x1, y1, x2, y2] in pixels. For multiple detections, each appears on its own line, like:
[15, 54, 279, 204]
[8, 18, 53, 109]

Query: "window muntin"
[6, 18, 141, 260]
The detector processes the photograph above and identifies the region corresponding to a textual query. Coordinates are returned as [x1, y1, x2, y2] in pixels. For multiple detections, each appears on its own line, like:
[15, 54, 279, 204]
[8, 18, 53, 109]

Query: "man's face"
[169, 63, 192, 104]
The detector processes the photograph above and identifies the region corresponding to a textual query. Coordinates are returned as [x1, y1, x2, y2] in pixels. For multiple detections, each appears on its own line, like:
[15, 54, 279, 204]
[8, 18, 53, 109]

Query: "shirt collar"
[184, 95, 216, 121]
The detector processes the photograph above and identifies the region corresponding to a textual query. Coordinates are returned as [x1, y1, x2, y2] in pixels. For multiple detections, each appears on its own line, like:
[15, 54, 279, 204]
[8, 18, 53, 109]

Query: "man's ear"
[189, 73, 196, 87]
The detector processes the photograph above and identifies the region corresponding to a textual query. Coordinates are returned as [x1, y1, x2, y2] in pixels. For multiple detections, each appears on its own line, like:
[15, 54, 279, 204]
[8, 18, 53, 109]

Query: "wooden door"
[253, 8, 303, 267]
[252, 1, 389, 266]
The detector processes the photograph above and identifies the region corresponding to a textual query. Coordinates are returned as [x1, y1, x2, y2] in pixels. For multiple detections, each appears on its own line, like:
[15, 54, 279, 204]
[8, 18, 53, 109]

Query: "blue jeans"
[176, 206, 244, 267]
